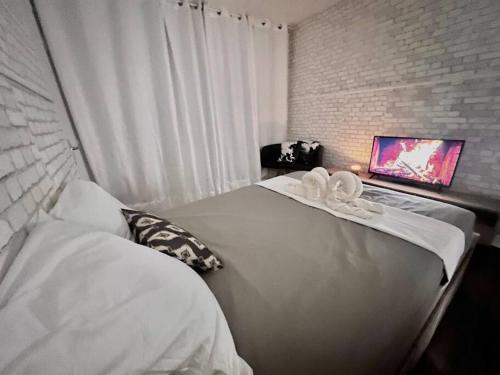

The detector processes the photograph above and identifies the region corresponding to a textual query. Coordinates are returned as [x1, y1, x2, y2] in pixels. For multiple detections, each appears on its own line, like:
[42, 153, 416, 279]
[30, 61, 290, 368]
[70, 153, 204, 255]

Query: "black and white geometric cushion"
[121, 209, 223, 272]
[277, 141, 299, 163]
[297, 140, 320, 165]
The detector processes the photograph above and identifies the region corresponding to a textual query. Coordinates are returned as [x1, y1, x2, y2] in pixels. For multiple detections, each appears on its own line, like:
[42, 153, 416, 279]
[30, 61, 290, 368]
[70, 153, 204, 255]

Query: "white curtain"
[36, 0, 288, 208]
[248, 17, 289, 147]
[204, 8, 261, 190]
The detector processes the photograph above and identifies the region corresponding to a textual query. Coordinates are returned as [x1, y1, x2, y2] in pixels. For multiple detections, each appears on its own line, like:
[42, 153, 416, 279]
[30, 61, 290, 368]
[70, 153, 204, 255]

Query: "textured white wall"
[0, 0, 79, 272]
[288, 0, 500, 198]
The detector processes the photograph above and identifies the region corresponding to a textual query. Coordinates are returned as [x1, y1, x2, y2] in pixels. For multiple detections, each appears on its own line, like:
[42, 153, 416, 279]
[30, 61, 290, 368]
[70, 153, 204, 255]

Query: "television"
[368, 136, 465, 187]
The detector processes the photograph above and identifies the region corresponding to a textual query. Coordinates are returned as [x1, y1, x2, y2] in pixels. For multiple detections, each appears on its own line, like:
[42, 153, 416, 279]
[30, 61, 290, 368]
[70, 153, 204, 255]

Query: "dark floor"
[414, 245, 500, 375]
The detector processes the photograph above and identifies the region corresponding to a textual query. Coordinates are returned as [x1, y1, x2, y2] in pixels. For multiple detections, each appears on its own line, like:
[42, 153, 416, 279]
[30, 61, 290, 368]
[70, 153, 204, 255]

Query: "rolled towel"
[286, 170, 327, 200]
[325, 190, 344, 210]
[326, 171, 384, 218]
[328, 171, 363, 202]
[288, 169, 384, 217]
[302, 171, 328, 200]
[336, 203, 374, 219]
[310, 167, 330, 185]
[326, 191, 374, 219]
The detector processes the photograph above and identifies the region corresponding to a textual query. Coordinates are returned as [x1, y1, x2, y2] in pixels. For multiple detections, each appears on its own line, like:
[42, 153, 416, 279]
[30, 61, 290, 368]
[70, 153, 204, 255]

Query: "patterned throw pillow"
[297, 140, 320, 165]
[121, 209, 223, 272]
[277, 141, 299, 163]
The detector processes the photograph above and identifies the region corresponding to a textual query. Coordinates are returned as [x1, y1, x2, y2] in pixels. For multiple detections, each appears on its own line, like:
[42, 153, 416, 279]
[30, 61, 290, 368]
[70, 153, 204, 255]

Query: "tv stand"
[327, 167, 500, 245]
[373, 174, 445, 192]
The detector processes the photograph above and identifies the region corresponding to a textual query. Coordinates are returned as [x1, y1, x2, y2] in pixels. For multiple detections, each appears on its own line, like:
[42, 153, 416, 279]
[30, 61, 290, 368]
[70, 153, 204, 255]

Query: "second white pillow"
[50, 179, 131, 239]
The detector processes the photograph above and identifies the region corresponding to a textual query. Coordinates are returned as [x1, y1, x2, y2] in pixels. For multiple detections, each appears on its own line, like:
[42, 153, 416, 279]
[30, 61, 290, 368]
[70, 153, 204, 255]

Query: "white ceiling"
[207, 0, 338, 26]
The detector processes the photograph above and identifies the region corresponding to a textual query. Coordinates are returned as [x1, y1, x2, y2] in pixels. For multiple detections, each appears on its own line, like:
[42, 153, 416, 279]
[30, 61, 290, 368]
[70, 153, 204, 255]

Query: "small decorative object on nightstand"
[350, 164, 361, 175]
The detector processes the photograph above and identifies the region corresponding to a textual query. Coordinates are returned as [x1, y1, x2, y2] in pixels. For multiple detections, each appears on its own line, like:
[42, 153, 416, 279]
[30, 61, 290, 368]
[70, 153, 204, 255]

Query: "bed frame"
[398, 232, 479, 374]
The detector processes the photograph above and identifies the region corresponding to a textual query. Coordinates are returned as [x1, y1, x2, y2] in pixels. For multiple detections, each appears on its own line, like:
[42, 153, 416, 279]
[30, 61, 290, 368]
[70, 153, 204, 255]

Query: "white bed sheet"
[0, 221, 251, 375]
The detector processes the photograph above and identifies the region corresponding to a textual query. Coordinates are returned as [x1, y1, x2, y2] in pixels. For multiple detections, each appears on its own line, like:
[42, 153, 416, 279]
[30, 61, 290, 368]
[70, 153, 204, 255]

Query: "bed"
[0, 172, 476, 374]
[154, 171, 476, 375]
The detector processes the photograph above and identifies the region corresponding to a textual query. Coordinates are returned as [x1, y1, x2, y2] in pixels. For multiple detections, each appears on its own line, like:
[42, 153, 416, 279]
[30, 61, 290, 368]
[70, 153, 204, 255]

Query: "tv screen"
[368, 136, 464, 187]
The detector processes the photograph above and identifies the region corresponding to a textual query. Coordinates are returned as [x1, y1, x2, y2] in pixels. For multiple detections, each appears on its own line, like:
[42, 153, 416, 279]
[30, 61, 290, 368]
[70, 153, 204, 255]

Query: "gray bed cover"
[157, 172, 475, 375]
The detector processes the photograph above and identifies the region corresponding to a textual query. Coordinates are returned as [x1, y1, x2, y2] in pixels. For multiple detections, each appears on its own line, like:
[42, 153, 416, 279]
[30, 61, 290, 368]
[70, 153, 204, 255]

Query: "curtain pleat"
[37, 0, 289, 209]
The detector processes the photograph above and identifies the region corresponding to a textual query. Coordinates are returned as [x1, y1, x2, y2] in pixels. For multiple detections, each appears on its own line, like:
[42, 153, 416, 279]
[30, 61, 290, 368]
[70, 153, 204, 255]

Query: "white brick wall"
[0, 0, 79, 266]
[288, 0, 500, 199]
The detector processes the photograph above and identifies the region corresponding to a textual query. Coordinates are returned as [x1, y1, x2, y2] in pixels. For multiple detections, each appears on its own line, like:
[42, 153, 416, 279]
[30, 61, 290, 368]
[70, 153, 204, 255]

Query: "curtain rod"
[176, 1, 285, 30]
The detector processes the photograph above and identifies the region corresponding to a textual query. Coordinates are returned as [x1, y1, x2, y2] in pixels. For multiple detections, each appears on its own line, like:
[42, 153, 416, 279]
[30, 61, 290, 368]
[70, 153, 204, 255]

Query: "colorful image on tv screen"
[369, 137, 464, 187]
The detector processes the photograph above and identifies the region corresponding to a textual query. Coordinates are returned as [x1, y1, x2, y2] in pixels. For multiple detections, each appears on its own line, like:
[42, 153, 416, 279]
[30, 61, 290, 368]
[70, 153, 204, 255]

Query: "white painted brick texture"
[288, 0, 500, 199]
[0, 0, 79, 254]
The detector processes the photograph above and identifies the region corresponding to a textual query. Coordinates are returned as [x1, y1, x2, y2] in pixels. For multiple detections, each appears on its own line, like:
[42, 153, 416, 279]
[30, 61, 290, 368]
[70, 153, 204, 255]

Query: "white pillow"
[25, 209, 53, 233]
[50, 180, 131, 238]
[0, 221, 251, 374]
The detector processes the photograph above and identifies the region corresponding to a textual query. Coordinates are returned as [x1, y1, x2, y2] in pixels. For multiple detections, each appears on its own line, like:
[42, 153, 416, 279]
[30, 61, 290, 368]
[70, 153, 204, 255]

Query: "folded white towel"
[326, 171, 384, 218]
[310, 167, 330, 184]
[328, 171, 363, 202]
[303, 171, 328, 199]
[325, 193, 374, 219]
[288, 170, 384, 219]
[287, 182, 307, 197]
[287, 169, 329, 201]
[353, 198, 384, 214]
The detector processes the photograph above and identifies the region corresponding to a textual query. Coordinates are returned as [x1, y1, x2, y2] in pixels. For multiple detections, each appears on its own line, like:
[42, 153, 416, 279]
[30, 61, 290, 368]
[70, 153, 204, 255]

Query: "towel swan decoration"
[288, 168, 384, 218]
[287, 167, 329, 200]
